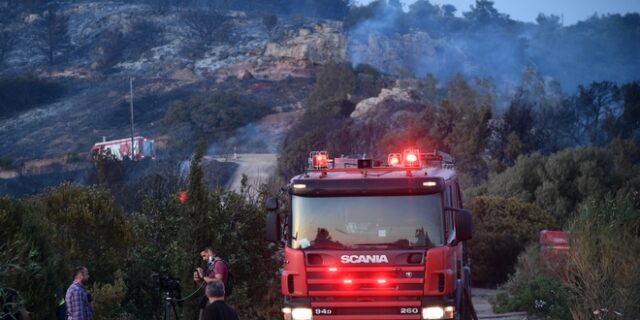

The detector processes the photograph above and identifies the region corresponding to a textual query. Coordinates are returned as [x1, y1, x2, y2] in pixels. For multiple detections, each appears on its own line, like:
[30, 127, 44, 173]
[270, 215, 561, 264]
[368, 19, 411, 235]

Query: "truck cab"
[266, 150, 474, 320]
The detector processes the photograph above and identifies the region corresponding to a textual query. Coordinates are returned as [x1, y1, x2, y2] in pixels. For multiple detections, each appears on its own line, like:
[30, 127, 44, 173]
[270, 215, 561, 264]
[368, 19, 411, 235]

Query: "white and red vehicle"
[90, 136, 155, 161]
[539, 230, 570, 260]
[266, 149, 476, 320]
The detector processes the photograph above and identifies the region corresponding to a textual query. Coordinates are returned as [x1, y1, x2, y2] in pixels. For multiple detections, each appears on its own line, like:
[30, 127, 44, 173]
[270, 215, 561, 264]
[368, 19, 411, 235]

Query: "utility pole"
[130, 77, 135, 160]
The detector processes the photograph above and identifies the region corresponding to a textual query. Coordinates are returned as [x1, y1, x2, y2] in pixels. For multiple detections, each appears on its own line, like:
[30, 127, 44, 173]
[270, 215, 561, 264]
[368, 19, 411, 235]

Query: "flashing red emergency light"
[387, 153, 402, 166]
[310, 151, 329, 169]
[377, 279, 387, 284]
[403, 149, 421, 167]
[178, 191, 187, 204]
[343, 279, 353, 284]
[328, 267, 338, 272]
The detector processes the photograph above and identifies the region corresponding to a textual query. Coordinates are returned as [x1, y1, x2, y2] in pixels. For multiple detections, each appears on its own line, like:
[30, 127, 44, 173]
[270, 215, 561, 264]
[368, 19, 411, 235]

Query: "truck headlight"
[291, 307, 313, 320]
[422, 306, 444, 319]
[282, 307, 292, 320]
[422, 306, 454, 319]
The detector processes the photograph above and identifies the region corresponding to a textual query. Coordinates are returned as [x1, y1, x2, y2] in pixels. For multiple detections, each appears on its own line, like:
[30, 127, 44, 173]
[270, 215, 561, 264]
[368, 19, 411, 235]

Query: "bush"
[181, 9, 231, 47]
[492, 245, 571, 319]
[94, 20, 162, 71]
[495, 276, 570, 319]
[263, 14, 278, 35]
[35, 183, 134, 283]
[277, 63, 355, 179]
[0, 76, 65, 118]
[163, 93, 270, 152]
[468, 196, 555, 285]
[355, 63, 382, 77]
[0, 197, 62, 317]
[472, 140, 640, 226]
[0, 156, 13, 170]
[90, 270, 128, 320]
[567, 196, 640, 319]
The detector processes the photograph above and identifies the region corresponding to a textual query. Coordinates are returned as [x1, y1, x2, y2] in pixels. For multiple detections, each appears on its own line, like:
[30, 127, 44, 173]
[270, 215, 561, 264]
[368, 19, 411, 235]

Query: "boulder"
[264, 22, 346, 64]
[350, 87, 417, 119]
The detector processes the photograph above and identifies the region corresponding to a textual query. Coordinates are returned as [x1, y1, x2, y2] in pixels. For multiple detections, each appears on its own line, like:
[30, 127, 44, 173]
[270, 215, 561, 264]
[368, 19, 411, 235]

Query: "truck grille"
[307, 266, 425, 296]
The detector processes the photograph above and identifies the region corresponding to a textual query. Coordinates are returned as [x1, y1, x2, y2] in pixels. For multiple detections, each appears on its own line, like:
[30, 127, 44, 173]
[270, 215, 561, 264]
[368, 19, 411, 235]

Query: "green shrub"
[277, 63, 355, 179]
[472, 140, 640, 226]
[35, 183, 134, 283]
[355, 63, 382, 77]
[468, 196, 555, 285]
[163, 93, 270, 152]
[0, 197, 62, 318]
[492, 245, 571, 319]
[567, 196, 640, 319]
[90, 270, 127, 320]
[494, 276, 570, 319]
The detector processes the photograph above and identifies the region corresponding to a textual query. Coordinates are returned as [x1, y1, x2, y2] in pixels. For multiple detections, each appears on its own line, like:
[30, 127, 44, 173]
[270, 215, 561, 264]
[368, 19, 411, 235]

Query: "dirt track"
[208, 153, 278, 192]
[473, 288, 528, 319]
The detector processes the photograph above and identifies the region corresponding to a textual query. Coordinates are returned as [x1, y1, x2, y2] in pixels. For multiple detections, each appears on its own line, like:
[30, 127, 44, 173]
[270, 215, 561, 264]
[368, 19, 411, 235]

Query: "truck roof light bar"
[387, 153, 401, 166]
[403, 149, 421, 168]
[309, 151, 329, 169]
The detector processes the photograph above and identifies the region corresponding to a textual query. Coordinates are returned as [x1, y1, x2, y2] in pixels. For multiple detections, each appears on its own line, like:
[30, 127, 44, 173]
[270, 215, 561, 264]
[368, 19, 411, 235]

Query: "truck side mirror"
[454, 209, 473, 242]
[266, 212, 281, 243]
[265, 197, 279, 211]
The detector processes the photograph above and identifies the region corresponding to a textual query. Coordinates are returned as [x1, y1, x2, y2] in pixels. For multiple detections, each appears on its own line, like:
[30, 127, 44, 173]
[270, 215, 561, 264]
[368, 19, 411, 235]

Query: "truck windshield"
[291, 194, 444, 250]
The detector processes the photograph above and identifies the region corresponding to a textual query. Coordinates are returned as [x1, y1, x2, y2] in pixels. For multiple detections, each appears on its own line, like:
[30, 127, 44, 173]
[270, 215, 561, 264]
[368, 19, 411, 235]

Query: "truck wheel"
[459, 293, 472, 320]
[458, 267, 474, 320]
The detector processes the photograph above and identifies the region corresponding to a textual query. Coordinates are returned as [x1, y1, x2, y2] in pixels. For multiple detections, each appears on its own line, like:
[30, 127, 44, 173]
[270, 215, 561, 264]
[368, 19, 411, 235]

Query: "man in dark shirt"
[202, 280, 238, 320]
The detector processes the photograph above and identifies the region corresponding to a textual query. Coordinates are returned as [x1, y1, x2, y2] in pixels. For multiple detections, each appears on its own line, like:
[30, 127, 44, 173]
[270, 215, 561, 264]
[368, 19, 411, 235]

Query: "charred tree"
[36, 5, 70, 65]
[181, 8, 230, 47]
[0, 30, 16, 65]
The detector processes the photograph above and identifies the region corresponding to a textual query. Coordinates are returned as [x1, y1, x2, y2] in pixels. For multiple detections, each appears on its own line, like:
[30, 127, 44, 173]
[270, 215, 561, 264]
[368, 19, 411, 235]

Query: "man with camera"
[194, 246, 229, 319]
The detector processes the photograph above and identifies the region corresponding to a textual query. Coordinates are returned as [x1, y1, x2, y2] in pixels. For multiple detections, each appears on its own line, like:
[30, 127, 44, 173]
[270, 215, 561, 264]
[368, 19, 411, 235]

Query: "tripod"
[162, 291, 180, 320]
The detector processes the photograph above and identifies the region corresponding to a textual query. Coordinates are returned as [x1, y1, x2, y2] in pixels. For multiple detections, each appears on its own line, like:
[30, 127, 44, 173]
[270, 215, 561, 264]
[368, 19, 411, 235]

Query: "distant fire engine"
[90, 136, 155, 161]
[539, 230, 570, 260]
[266, 149, 476, 320]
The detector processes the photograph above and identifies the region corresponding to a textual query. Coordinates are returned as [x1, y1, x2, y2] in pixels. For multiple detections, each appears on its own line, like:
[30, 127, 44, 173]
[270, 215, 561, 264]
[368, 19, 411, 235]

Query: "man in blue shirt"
[65, 266, 93, 320]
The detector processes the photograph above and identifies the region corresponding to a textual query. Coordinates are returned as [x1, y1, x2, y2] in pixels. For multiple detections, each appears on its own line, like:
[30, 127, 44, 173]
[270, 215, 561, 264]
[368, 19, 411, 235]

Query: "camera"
[152, 273, 182, 293]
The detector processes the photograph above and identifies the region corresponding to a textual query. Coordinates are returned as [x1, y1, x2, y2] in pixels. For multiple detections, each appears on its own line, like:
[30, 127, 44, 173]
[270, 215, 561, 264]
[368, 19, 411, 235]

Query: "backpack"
[213, 258, 234, 297]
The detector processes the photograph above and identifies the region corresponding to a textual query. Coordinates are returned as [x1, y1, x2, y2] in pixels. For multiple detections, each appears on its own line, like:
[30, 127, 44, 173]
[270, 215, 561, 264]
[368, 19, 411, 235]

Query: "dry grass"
[567, 197, 640, 319]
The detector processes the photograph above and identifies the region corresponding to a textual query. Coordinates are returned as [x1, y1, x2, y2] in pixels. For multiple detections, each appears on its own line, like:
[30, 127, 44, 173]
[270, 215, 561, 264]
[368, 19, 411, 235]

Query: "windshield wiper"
[307, 243, 345, 249]
[353, 242, 410, 248]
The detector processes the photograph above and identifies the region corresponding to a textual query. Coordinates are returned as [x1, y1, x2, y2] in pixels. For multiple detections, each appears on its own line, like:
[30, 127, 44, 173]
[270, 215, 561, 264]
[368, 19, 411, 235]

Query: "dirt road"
[473, 288, 528, 319]
[209, 153, 278, 192]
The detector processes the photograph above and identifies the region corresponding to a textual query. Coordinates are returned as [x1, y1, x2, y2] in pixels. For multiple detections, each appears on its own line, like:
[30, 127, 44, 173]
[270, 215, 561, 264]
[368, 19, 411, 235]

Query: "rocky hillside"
[0, 2, 346, 163]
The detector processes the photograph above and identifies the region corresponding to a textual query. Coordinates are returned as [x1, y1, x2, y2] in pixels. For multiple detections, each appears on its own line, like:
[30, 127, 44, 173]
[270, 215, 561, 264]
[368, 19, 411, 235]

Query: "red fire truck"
[539, 230, 569, 260]
[90, 136, 156, 161]
[266, 149, 475, 320]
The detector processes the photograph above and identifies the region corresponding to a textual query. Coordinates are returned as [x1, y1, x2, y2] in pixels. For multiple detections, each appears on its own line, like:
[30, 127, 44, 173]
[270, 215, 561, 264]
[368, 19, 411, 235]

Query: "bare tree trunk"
[37, 5, 69, 65]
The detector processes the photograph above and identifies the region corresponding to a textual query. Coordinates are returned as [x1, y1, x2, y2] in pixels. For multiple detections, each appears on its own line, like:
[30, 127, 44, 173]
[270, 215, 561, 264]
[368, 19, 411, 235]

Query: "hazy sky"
[355, 0, 640, 25]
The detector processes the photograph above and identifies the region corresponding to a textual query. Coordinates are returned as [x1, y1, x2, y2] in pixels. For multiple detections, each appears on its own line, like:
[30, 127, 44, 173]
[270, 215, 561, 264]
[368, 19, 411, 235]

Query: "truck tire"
[458, 267, 473, 320]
